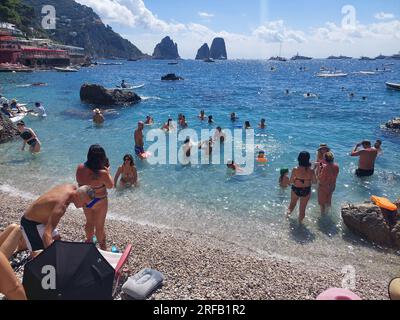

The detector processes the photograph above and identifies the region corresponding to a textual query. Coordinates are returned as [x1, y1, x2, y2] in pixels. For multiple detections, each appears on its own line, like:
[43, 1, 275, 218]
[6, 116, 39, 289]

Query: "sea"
[1, 59, 399, 280]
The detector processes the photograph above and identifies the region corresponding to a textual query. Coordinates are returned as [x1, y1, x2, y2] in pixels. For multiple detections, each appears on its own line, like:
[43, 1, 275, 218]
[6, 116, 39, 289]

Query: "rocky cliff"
[152, 36, 180, 60]
[0, 114, 18, 144]
[210, 37, 227, 60]
[195, 43, 210, 60]
[15, 0, 145, 59]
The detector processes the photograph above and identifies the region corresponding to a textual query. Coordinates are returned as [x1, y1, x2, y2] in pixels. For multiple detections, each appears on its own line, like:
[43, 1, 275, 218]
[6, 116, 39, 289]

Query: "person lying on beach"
[16, 121, 41, 154]
[76, 145, 114, 250]
[351, 140, 378, 177]
[144, 115, 154, 125]
[0, 251, 26, 300]
[279, 168, 290, 188]
[230, 112, 239, 121]
[286, 151, 317, 224]
[198, 110, 206, 120]
[114, 154, 138, 188]
[93, 108, 105, 125]
[317, 152, 339, 215]
[20, 184, 95, 257]
[259, 119, 266, 129]
[227, 160, 244, 173]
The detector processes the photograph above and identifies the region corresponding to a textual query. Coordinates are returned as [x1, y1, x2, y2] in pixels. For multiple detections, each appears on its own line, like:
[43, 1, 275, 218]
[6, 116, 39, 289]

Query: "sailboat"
[268, 42, 287, 62]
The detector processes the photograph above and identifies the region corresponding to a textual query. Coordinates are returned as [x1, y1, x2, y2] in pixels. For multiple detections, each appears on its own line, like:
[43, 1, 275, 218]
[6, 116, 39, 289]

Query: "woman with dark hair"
[286, 151, 317, 223]
[76, 145, 113, 250]
[114, 154, 138, 188]
[16, 121, 41, 154]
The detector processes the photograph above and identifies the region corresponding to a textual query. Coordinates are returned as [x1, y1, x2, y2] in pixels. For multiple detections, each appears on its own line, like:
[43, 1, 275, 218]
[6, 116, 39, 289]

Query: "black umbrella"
[23, 241, 115, 300]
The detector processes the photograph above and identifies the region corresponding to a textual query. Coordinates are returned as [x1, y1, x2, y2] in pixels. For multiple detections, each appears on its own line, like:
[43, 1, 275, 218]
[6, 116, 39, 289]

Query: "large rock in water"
[161, 73, 184, 81]
[0, 113, 18, 143]
[210, 37, 227, 60]
[195, 43, 210, 60]
[80, 84, 141, 106]
[342, 202, 400, 248]
[152, 36, 180, 60]
[385, 117, 400, 131]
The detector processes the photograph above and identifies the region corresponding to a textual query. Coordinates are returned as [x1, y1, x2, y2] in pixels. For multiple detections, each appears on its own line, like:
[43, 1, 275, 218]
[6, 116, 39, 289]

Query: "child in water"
[279, 168, 290, 188]
[256, 151, 268, 163]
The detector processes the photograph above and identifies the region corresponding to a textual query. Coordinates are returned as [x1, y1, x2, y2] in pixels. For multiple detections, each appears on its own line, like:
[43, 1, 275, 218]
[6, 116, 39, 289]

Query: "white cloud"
[198, 12, 214, 18]
[76, 0, 185, 32]
[253, 20, 306, 43]
[374, 12, 395, 20]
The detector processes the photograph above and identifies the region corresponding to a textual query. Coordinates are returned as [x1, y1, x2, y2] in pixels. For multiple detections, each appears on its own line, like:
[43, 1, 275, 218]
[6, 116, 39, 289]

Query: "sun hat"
[318, 143, 330, 151]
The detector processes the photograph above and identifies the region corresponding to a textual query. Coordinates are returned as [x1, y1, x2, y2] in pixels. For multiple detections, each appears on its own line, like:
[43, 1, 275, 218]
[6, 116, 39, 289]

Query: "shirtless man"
[351, 140, 378, 177]
[20, 184, 95, 256]
[134, 121, 145, 159]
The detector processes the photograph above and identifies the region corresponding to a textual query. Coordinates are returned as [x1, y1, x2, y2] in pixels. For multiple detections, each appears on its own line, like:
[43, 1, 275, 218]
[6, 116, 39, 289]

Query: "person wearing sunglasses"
[114, 154, 138, 188]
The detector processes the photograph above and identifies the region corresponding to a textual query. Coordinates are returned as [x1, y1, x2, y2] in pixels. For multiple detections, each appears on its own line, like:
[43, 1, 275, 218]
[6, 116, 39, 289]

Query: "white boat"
[54, 67, 79, 72]
[358, 71, 376, 75]
[317, 72, 348, 78]
[9, 113, 27, 123]
[386, 82, 400, 90]
[112, 84, 145, 90]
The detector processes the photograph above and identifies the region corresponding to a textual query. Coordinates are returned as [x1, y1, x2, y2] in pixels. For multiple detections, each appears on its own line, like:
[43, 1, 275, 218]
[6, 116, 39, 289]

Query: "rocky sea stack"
[385, 117, 400, 131]
[342, 202, 400, 248]
[161, 73, 184, 81]
[0, 113, 18, 144]
[195, 43, 210, 60]
[80, 84, 141, 106]
[210, 37, 227, 60]
[152, 36, 180, 60]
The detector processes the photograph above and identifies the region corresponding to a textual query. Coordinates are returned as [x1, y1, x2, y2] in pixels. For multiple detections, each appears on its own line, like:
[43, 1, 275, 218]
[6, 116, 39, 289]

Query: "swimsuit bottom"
[135, 145, 144, 156]
[291, 185, 312, 198]
[355, 168, 374, 177]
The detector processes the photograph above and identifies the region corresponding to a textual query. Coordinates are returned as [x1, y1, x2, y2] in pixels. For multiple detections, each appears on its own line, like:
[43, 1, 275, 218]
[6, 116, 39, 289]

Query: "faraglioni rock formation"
[210, 37, 227, 60]
[152, 36, 180, 60]
[0, 113, 18, 144]
[80, 84, 141, 106]
[195, 43, 210, 60]
[342, 202, 400, 248]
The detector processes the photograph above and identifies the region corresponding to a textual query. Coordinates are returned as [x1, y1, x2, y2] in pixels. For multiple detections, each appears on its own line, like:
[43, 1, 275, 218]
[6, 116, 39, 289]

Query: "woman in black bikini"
[286, 151, 316, 223]
[16, 121, 41, 153]
[76, 145, 113, 250]
[114, 154, 138, 188]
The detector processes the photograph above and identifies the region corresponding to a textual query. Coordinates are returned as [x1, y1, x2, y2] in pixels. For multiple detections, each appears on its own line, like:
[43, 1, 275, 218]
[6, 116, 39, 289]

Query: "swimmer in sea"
[230, 112, 238, 122]
[114, 154, 138, 188]
[374, 139, 383, 155]
[144, 115, 154, 125]
[259, 119, 266, 129]
[244, 121, 252, 129]
[208, 115, 214, 124]
[279, 168, 290, 188]
[198, 110, 206, 121]
[227, 160, 244, 173]
[162, 118, 174, 132]
[93, 108, 105, 125]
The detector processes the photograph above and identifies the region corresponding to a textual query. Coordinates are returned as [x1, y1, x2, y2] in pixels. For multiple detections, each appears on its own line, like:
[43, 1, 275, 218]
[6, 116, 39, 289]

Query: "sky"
[75, 0, 400, 59]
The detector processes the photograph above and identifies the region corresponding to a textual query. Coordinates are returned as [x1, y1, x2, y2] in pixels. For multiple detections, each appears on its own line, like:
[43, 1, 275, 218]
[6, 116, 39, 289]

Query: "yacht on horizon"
[359, 56, 376, 61]
[290, 52, 312, 60]
[327, 55, 352, 60]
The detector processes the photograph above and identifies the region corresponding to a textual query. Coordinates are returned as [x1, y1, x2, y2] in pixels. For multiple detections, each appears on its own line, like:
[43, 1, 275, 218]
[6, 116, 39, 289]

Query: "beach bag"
[122, 268, 164, 300]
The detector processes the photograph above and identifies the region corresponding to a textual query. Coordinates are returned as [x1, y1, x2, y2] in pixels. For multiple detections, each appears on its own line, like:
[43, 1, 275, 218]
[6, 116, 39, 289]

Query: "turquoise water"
[1, 60, 400, 278]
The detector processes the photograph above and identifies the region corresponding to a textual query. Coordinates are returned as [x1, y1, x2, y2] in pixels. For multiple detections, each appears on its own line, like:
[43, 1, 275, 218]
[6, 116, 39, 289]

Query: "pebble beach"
[0, 191, 389, 300]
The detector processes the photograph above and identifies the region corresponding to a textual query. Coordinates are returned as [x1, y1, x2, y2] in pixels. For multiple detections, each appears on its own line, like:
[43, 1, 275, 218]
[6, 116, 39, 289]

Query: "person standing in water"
[317, 152, 339, 215]
[76, 145, 114, 250]
[286, 151, 317, 224]
[92, 108, 105, 125]
[34, 102, 47, 118]
[114, 154, 138, 188]
[16, 121, 41, 153]
[351, 140, 378, 177]
[134, 121, 146, 159]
